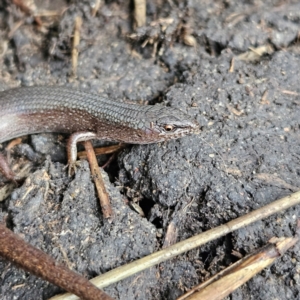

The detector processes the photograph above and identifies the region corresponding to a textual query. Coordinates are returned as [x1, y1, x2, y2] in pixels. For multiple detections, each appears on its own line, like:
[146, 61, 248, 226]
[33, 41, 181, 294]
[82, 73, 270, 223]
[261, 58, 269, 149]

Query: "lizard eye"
[164, 125, 174, 132]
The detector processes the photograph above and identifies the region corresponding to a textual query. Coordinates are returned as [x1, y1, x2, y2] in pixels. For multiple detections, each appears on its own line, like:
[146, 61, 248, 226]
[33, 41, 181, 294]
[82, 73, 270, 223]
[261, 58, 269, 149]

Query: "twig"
[229, 57, 234, 73]
[84, 141, 113, 220]
[34, 8, 68, 18]
[261, 89, 269, 104]
[49, 190, 300, 300]
[178, 230, 299, 300]
[12, 0, 36, 14]
[133, 0, 146, 28]
[281, 90, 299, 96]
[71, 16, 82, 77]
[0, 224, 113, 300]
[91, 0, 101, 17]
[8, 20, 25, 39]
[77, 144, 126, 160]
[0, 184, 15, 202]
[12, 0, 43, 26]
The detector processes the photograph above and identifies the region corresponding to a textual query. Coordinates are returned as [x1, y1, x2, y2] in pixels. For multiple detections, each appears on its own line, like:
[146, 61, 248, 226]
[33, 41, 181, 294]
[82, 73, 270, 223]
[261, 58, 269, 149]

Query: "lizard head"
[135, 105, 200, 144]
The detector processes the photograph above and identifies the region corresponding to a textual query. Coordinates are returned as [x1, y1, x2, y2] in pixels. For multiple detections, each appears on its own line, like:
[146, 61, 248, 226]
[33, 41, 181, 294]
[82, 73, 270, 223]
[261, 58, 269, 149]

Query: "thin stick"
[72, 16, 82, 77]
[179, 234, 299, 300]
[229, 57, 235, 73]
[84, 141, 113, 220]
[0, 224, 113, 300]
[133, 0, 146, 28]
[77, 144, 126, 160]
[91, 0, 101, 17]
[12, 0, 42, 26]
[49, 190, 300, 300]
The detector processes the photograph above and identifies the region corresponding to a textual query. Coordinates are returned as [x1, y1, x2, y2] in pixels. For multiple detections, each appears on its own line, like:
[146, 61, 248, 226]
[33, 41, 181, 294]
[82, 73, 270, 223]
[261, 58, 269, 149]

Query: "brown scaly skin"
[0, 86, 200, 177]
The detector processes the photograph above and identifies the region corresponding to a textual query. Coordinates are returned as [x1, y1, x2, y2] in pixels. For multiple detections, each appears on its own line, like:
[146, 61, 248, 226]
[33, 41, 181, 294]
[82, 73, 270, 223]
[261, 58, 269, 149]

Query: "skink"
[0, 86, 200, 177]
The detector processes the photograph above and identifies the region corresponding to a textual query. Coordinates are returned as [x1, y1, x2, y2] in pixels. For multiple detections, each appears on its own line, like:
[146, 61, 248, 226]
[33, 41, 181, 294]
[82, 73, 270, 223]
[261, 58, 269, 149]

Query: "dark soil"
[0, 0, 300, 299]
